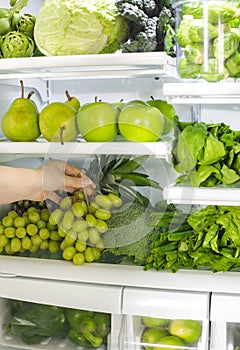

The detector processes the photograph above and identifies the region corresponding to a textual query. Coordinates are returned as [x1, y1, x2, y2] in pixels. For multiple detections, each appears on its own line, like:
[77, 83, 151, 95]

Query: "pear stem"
[27, 91, 35, 99]
[65, 90, 72, 101]
[20, 80, 24, 98]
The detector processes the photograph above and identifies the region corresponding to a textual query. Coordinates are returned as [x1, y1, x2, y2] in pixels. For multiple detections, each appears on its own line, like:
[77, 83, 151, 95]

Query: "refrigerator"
[0, 1, 240, 350]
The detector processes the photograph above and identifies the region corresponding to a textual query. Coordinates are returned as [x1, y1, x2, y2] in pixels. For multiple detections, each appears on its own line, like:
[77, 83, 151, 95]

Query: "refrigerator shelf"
[0, 52, 177, 80]
[0, 140, 169, 157]
[163, 184, 240, 206]
[163, 82, 240, 104]
[1, 256, 240, 294]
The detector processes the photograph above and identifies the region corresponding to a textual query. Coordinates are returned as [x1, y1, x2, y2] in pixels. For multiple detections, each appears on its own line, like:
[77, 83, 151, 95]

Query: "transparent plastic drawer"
[0, 277, 123, 350]
[210, 293, 240, 350]
[121, 287, 210, 350]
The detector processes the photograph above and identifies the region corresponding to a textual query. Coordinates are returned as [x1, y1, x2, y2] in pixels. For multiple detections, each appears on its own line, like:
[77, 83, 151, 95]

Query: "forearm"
[0, 166, 39, 204]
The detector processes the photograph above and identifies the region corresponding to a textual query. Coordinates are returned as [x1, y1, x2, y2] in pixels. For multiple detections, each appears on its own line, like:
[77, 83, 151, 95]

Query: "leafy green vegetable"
[213, 31, 239, 60]
[173, 120, 240, 187]
[188, 19, 218, 43]
[34, 0, 129, 56]
[10, 302, 67, 344]
[178, 57, 201, 79]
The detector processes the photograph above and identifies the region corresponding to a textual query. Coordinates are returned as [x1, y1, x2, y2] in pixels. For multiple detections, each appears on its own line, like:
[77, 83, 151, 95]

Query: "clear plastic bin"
[173, 0, 240, 82]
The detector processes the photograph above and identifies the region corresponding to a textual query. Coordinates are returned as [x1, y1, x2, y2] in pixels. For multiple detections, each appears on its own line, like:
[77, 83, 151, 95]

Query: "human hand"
[29, 160, 94, 203]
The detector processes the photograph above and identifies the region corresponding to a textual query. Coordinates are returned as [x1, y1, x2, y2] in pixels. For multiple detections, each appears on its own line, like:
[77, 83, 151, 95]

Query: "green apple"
[77, 101, 118, 142]
[147, 99, 176, 135]
[118, 103, 165, 142]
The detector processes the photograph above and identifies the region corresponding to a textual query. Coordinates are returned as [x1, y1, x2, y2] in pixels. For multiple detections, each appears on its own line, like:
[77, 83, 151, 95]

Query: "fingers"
[44, 191, 62, 204]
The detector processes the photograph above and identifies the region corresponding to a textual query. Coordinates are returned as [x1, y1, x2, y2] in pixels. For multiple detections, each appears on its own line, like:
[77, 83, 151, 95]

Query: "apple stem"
[150, 96, 155, 100]
[60, 126, 65, 145]
[94, 96, 98, 103]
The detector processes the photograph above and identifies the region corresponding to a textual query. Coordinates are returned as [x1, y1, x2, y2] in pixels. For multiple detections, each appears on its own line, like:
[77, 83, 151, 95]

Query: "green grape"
[31, 235, 42, 246]
[40, 240, 49, 250]
[29, 244, 39, 253]
[5, 243, 14, 255]
[0, 224, 4, 235]
[21, 236, 31, 250]
[72, 252, 85, 265]
[4, 227, 16, 238]
[14, 216, 26, 228]
[62, 210, 74, 231]
[0, 235, 9, 248]
[60, 239, 72, 250]
[8, 210, 18, 219]
[94, 194, 112, 209]
[72, 219, 88, 232]
[108, 193, 123, 207]
[73, 190, 85, 201]
[72, 201, 85, 218]
[58, 227, 66, 238]
[92, 247, 101, 260]
[39, 228, 50, 240]
[96, 239, 104, 251]
[37, 220, 46, 229]
[49, 230, 61, 241]
[95, 208, 111, 221]
[0, 247, 3, 254]
[47, 222, 57, 231]
[85, 214, 97, 227]
[75, 240, 86, 252]
[27, 207, 39, 213]
[48, 240, 60, 254]
[88, 227, 101, 245]
[60, 196, 72, 210]
[49, 209, 63, 225]
[10, 237, 21, 252]
[2, 216, 14, 227]
[65, 230, 77, 244]
[26, 224, 38, 236]
[84, 247, 95, 263]
[89, 201, 100, 214]
[95, 219, 108, 234]
[80, 200, 88, 215]
[28, 211, 41, 224]
[63, 246, 76, 260]
[23, 213, 30, 225]
[16, 227, 26, 238]
[77, 230, 89, 242]
[40, 209, 50, 222]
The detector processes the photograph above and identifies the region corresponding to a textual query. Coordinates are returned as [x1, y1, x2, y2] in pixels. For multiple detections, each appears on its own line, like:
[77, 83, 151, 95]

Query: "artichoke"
[1, 31, 34, 58]
[17, 13, 36, 38]
[0, 8, 13, 35]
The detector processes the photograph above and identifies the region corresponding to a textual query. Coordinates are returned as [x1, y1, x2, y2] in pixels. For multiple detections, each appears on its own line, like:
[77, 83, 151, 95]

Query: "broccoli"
[101, 200, 154, 265]
[115, 0, 176, 55]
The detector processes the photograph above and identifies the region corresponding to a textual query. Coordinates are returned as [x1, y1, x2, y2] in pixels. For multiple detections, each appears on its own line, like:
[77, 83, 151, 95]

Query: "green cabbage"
[34, 0, 129, 56]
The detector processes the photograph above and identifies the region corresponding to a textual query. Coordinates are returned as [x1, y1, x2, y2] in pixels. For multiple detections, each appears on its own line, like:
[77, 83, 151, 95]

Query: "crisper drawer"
[121, 287, 210, 350]
[210, 293, 240, 350]
[0, 276, 123, 350]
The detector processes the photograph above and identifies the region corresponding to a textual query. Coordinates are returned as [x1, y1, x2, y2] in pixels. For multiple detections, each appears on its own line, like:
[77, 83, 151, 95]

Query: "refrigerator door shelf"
[163, 82, 240, 105]
[122, 288, 209, 350]
[163, 184, 240, 206]
[0, 52, 177, 80]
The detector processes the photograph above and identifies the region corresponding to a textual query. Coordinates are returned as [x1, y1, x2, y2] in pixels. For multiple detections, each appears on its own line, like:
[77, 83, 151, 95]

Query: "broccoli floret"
[102, 201, 153, 265]
[157, 7, 176, 55]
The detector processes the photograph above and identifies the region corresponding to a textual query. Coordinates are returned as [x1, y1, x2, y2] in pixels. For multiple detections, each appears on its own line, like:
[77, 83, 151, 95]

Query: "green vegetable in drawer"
[10, 303, 67, 344]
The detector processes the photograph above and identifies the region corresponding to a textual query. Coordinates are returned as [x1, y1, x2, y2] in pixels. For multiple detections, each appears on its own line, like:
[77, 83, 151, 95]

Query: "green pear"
[39, 102, 78, 143]
[1, 80, 40, 142]
[65, 90, 80, 111]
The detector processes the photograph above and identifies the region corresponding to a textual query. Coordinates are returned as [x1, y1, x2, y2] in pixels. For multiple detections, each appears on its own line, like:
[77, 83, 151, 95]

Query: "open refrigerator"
[0, 1, 240, 350]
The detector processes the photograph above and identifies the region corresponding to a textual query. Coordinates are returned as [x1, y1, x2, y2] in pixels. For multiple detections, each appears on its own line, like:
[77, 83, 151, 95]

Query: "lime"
[142, 316, 170, 327]
[169, 319, 202, 344]
[153, 335, 185, 350]
[142, 327, 168, 350]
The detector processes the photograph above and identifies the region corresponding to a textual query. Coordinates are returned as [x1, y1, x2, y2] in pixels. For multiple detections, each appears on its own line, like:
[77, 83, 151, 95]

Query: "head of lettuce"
[34, 0, 129, 56]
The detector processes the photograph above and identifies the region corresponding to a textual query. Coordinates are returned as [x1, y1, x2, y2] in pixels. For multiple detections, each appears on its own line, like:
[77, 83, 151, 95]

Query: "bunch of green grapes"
[51, 190, 122, 266]
[0, 206, 61, 257]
